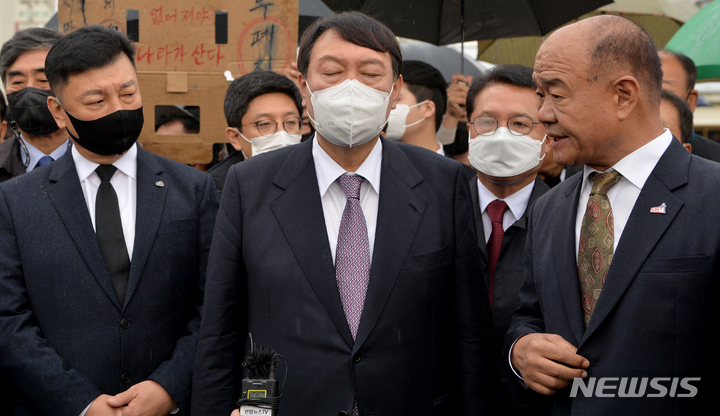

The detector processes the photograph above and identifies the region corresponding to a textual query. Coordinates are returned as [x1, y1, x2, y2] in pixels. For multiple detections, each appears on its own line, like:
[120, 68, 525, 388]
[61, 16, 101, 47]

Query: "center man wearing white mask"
[207, 70, 303, 200]
[192, 11, 499, 416]
[465, 64, 551, 416]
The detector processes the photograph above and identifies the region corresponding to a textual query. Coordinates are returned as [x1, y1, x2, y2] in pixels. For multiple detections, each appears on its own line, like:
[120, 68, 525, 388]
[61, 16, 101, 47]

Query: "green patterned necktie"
[578, 170, 622, 327]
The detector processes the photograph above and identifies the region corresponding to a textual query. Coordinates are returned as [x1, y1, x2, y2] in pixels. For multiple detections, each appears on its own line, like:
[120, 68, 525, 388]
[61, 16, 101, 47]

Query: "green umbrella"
[665, 0, 720, 80]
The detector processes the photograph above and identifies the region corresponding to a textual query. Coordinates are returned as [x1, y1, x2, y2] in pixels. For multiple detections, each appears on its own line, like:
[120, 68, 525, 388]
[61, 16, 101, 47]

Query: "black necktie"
[95, 165, 130, 304]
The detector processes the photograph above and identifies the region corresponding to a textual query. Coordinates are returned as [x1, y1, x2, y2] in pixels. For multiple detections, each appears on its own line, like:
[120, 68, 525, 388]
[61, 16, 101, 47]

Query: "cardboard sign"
[58, 0, 298, 164]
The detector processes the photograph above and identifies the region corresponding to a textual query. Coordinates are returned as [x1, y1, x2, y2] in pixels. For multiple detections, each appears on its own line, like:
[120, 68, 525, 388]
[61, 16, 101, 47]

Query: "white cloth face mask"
[236, 129, 302, 157]
[384, 100, 429, 141]
[468, 127, 546, 178]
[306, 79, 393, 147]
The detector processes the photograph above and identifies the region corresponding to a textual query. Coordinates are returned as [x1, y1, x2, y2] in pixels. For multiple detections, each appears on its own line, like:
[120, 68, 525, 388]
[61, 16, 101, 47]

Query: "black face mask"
[62, 104, 144, 156]
[6, 87, 60, 136]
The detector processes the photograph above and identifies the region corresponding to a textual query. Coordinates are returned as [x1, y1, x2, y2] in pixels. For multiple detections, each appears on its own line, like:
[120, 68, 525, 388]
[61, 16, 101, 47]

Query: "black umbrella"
[323, 0, 612, 45]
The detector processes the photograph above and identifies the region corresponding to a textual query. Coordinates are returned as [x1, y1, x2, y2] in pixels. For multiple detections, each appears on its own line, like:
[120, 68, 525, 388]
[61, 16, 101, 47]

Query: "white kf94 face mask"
[306, 79, 393, 147]
[236, 129, 302, 157]
[384, 100, 429, 141]
[468, 127, 546, 178]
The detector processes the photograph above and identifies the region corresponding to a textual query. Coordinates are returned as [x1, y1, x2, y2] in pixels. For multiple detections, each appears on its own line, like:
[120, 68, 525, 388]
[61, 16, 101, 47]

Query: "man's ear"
[225, 127, 244, 153]
[683, 142, 693, 153]
[46, 95, 68, 129]
[390, 74, 403, 110]
[686, 89, 699, 112]
[613, 76, 640, 121]
[422, 100, 436, 120]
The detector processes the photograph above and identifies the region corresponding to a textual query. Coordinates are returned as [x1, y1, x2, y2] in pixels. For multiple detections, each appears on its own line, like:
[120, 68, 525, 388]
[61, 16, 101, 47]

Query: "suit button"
[121, 373, 131, 383]
[338, 412, 348, 416]
[353, 354, 362, 363]
[120, 318, 130, 329]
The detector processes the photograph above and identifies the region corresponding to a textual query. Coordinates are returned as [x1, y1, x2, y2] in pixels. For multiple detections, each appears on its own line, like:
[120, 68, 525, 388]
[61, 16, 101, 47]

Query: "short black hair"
[661, 89, 693, 144]
[297, 11, 403, 80]
[0, 27, 62, 86]
[401, 61, 447, 130]
[45, 25, 135, 97]
[155, 106, 200, 134]
[466, 64, 535, 120]
[660, 50, 697, 92]
[224, 70, 303, 130]
[589, 16, 663, 106]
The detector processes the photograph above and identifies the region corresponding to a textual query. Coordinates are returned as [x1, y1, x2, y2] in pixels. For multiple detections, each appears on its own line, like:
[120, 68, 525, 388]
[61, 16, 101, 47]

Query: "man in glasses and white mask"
[207, 70, 303, 201]
[465, 64, 551, 415]
[193, 11, 498, 416]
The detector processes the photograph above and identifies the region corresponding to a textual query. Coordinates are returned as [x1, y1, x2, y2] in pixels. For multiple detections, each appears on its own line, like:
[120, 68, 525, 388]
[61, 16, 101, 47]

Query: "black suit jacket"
[505, 139, 720, 415]
[471, 176, 550, 415]
[192, 138, 498, 415]
[0, 146, 218, 415]
[690, 133, 720, 163]
[0, 136, 26, 183]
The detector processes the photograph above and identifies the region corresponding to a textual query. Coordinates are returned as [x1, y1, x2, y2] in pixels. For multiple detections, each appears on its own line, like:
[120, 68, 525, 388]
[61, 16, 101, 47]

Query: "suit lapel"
[553, 173, 586, 345]
[270, 141, 354, 347]
[469, 176, 489, 259]
[354, 140, 426, 349]
[46, 152, 122, 309]
[123, 148, 166, 308]
[582, 141, 689, 343]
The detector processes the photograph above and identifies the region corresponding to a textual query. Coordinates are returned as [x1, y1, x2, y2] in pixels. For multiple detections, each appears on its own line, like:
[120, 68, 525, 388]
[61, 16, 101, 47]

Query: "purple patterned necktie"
[335, 173, 370, 341]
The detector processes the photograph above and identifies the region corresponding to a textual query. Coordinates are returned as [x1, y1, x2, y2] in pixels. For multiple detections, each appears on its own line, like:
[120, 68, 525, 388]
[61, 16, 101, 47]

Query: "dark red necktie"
[486, 199, 508, 310]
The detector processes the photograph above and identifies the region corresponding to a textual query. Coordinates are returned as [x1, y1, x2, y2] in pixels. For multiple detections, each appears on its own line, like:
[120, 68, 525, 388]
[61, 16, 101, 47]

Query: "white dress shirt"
[574, 129, 672, 256]
[72, 143, 137, 258]
[476, 179, 534, 243]
[435, 142, 446, 156]
[509, 129, 673, 380]
[313, 137, 382, 264]
[19, 135, 70, 171]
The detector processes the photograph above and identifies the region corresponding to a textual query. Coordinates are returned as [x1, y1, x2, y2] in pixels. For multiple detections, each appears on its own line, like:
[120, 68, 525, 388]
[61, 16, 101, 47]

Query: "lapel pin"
[155, 181, 165, 188]
[650, 203, 667, 214]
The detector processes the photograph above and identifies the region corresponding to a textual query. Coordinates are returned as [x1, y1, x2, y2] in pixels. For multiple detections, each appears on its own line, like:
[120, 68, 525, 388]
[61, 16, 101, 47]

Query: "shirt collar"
[72, 142, 138, 182]
[581, 129, 673, 191]
[19, 135, 70, 168]
[476, 177, 535, 221]
[312, 135, 383, 198]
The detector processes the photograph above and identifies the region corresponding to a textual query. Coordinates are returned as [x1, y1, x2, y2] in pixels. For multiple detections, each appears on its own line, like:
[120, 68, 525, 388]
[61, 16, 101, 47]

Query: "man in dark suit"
[0, 26, 217, 415]
[506, 16, 720, 415]
[0, 28, 68, 183]
[465, 64, 551, 415]
[192, 12, 497, 416]
[658, 49, 720, 162]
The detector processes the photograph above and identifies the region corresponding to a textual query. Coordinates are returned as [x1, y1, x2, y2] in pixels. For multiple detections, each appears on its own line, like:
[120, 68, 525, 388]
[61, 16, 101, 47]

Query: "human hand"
[445, 74, 473, 123]
[107, 380, 177, 416]
[86, 395, 121, 416]
[510, 333, 589, 395]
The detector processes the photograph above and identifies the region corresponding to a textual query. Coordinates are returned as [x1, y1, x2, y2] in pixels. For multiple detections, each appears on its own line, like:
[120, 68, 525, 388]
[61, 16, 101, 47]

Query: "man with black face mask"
[0, 27, 67, 183]
[0, 25, 218, 416]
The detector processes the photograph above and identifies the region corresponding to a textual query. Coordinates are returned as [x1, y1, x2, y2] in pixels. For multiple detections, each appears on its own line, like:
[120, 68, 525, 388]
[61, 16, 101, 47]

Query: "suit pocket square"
[157, 217, 197, 235]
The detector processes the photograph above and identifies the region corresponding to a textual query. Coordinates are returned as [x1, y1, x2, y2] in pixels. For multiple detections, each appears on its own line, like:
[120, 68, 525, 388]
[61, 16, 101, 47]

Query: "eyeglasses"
[240, 117, 304, 137]
[468, 115, 540, 136]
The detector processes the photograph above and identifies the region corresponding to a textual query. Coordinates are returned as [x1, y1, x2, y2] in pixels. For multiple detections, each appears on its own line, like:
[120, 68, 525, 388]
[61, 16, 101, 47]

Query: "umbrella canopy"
[399, 38, 490, 83]
[323, 0, 611, 45]
[475, 0, 703, 68]
[665, 0, 720, 80]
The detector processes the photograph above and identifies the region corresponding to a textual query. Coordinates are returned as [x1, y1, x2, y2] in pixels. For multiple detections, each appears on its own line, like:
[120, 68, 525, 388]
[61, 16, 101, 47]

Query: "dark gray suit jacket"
[471, 176, 550, 415]
[0, 146, 218, 415]
[505, 139, 720, 415]
[192, 138, 498, 415]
